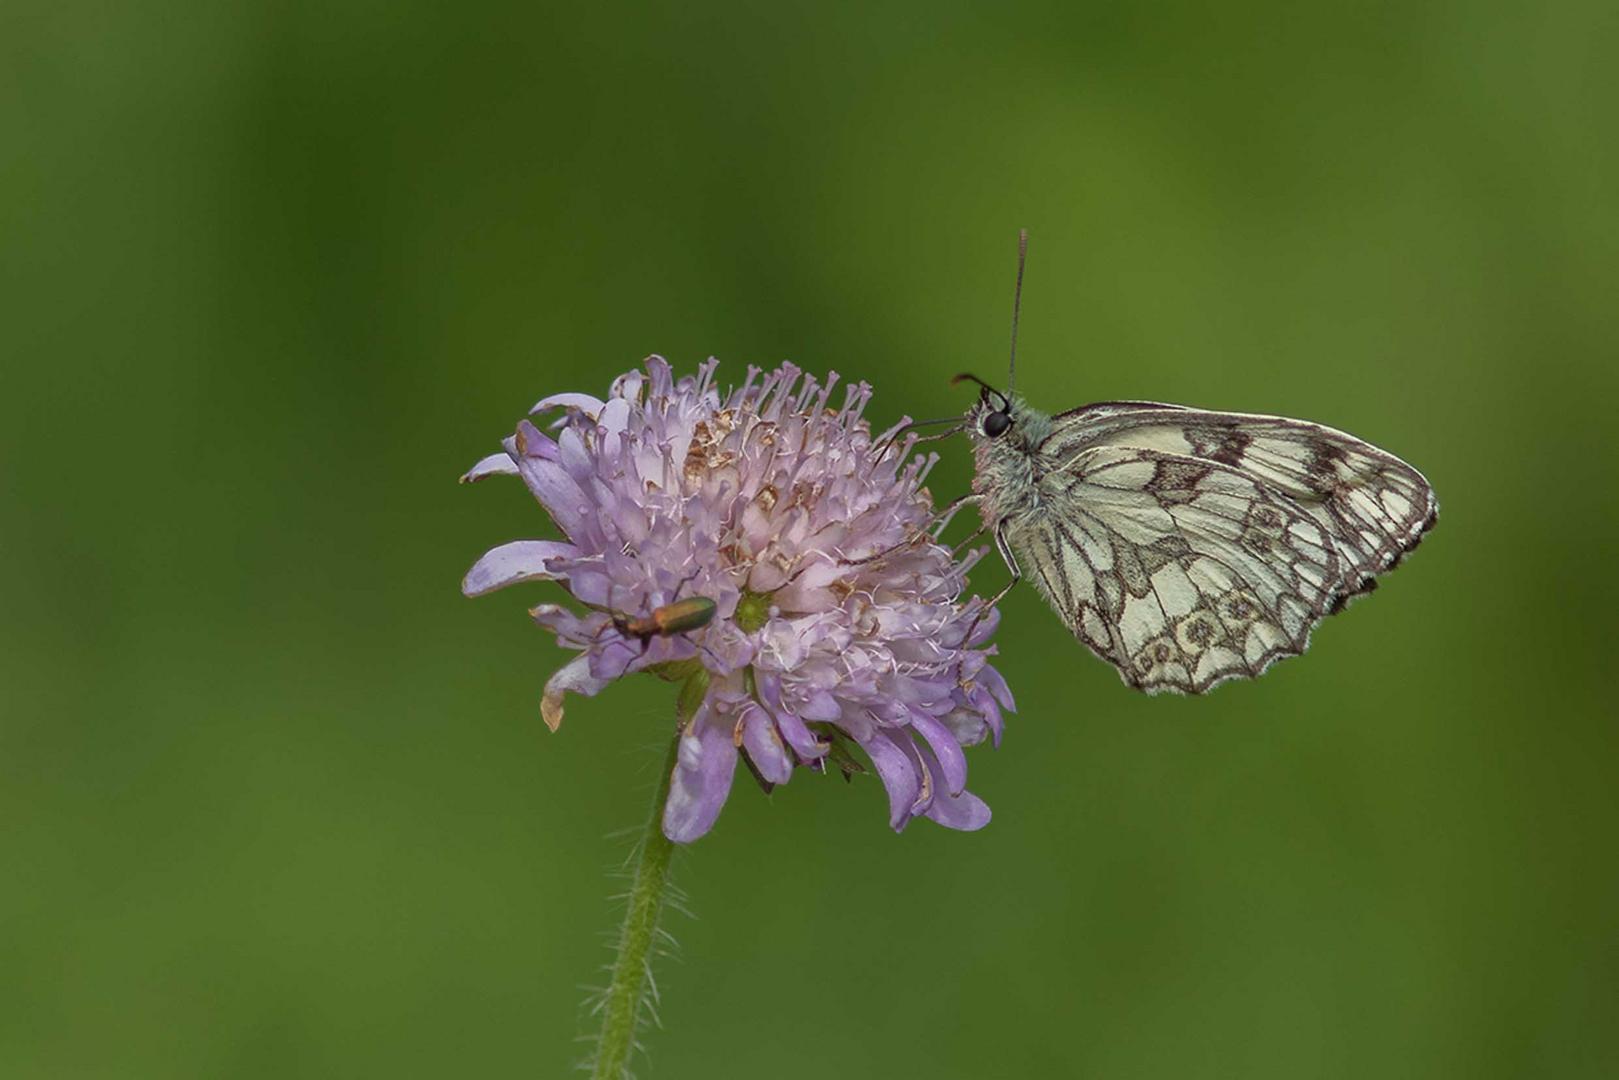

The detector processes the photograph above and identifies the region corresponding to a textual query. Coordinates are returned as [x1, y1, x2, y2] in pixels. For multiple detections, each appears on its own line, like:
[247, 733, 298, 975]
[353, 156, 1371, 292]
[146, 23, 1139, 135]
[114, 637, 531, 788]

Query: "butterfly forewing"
[1012, 405, 1436, 694]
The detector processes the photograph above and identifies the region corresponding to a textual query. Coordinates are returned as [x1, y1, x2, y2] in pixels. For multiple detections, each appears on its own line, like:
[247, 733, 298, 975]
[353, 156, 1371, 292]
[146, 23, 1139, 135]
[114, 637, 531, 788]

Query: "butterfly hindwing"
[1009, 405, 1436, 693]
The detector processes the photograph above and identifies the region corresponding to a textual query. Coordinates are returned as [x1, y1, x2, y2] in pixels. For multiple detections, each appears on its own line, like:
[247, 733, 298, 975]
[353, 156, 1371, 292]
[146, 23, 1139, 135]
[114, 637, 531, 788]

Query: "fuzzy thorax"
[966, 395, 1052, 530]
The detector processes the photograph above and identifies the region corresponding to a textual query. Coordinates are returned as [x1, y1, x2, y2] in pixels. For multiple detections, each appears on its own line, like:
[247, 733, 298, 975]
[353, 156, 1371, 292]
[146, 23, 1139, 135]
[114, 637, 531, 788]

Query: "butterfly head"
[953, 372, 1015, 439]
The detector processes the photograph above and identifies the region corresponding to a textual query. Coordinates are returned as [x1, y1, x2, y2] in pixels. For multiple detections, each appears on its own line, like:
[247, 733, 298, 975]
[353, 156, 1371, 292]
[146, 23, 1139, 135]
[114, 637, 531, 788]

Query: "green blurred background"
[5, 2, 1617, 1077]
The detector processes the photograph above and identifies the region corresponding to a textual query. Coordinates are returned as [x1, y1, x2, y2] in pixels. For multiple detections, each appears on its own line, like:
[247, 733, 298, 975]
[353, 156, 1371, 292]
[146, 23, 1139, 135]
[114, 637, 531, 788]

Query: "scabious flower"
[461, 356, 1014, 842]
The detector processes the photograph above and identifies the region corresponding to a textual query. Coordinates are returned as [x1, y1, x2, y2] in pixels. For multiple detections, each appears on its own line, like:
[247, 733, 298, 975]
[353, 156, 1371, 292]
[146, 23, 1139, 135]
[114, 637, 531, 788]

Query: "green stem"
[591, 730, 681, 1080]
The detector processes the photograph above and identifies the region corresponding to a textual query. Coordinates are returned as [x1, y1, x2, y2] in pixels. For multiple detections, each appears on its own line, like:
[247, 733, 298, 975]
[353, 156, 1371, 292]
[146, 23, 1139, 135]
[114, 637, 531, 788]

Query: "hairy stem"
[591, 729, 682, 1079]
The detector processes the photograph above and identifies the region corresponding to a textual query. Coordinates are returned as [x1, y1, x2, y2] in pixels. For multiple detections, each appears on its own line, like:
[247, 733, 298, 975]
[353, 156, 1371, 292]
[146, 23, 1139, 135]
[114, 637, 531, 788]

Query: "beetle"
[607, 595, 718, 652]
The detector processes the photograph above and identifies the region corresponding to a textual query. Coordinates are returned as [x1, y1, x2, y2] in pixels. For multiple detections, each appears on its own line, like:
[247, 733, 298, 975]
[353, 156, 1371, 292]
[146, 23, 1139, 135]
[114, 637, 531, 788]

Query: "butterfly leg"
[872, 422, 966, 459]
[844, 493, 981, 567]
[950, 523, 987, 556]
[905, 426, 967, 448]
[929, 493, 992, 557]
[964, 518, 1021, 640]
[928, 492, 982, 539]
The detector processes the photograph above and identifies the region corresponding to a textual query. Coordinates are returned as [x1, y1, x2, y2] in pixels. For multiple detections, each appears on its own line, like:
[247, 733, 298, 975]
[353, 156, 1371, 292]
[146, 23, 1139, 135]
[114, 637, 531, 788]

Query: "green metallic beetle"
[608, 595, 718, 653]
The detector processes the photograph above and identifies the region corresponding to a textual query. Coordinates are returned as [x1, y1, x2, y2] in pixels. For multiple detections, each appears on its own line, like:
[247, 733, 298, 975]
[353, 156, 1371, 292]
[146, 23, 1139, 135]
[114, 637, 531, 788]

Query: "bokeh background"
[5, 2, 1617, 1077]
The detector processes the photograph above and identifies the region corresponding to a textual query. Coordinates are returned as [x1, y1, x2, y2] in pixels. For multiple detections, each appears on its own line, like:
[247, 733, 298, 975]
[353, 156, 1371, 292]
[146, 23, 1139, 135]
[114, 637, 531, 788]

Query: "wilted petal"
[540, 654, 609, 732]
[460, 452, 518, 483]
[940, 705, 990, 748]
[663, 707, 739, 843]
[462, 541, 578, 596]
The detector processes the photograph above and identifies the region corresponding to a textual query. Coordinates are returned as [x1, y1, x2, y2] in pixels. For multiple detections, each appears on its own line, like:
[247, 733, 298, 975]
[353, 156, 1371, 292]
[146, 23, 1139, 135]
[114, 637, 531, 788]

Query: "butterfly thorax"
[965, 396, 1053, 530]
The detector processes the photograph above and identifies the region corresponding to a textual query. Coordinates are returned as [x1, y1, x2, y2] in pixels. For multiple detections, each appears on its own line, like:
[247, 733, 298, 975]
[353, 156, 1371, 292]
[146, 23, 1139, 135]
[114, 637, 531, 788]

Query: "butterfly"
[911, 232, 1437, 694]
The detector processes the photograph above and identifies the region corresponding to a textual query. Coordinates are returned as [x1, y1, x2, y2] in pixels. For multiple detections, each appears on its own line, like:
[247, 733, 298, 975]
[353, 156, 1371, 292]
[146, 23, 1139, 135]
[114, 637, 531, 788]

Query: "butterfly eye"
[983, 411, 1012, 438]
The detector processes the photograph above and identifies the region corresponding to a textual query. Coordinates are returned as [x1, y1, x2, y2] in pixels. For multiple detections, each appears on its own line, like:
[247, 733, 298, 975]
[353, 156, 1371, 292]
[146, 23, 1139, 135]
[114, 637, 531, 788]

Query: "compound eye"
[983, 411, 1012, 438]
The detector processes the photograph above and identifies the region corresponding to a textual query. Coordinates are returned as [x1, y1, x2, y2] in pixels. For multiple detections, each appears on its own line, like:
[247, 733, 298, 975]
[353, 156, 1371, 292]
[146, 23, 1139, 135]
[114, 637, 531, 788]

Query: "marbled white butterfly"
[916, 232, 1437, 693]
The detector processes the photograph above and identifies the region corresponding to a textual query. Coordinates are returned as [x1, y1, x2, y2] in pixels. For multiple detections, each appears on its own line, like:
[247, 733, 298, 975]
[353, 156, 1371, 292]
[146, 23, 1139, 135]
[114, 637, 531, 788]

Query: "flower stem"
[591, 730, 681, 1080]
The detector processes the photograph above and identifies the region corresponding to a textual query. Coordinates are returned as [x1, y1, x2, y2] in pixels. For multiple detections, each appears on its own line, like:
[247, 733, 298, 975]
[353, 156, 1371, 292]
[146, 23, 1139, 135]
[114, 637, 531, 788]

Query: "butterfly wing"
[1041, 403, 1438, 581]
[1010, 404, 1436, 693]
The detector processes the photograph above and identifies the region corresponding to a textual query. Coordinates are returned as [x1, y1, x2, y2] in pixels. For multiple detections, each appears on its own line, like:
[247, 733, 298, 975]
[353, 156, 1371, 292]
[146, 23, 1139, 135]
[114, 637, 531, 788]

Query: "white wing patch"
[1012, 405, 1436, 694]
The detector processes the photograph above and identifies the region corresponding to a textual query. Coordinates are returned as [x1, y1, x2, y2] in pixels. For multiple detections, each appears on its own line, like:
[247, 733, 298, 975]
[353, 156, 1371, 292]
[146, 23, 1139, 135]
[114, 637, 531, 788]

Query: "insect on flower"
[895, 230, 1438, 694]
[461, 357, 1013, 842]
[588, 589, 720, 659]
[607, 595, 717, 649]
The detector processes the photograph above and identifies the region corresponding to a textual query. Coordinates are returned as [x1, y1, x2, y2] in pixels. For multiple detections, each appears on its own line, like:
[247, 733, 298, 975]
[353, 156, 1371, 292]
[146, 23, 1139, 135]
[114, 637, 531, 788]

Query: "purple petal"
[531, 392, 605, 417]
[870, 698, 912, 725]
[553, 561, 613, 607]
[515, 455, 594, 542]
[540, 654, 609, 732]
[860, 729, 921, 831]
[976, 664, 1016, 712]
[608, 368, 645, 403]
[910, 738, 990, 829]
[755, 673, 828, 760]
[589, 634, 645, 680]
[462, 541, 578, 597]
[910, 712, 967, 796]
[459, 452, 518, 483]
[922, 786, 992, 831]
[597, 397, 632, 436]
[895, 730, 937, 816]
[940, 705, 990, 749]
[798, 690, 841, 722]
[663, 706, 739, 843]
[773, 559, 845, 611]
[883, 673, 953, 707]
[513, 419, 559, 461]
[739, 702, 793, 784]
[527, 603, 594, 642]
[772, 707, 829, 761]
[555, 426, 595, 482]
[967, 686, 1004, 748]
[965, 605, 1001, 647]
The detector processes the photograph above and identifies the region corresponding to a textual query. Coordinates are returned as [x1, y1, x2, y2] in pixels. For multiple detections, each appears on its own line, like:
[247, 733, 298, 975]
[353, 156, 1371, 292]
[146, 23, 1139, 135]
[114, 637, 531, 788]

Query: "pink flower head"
[461, 357, 1014, 842]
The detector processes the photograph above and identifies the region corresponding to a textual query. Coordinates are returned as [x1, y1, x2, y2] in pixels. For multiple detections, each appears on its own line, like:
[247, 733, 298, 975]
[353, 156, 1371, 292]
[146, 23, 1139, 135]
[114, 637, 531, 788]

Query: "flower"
[461, 356, 1014, 843]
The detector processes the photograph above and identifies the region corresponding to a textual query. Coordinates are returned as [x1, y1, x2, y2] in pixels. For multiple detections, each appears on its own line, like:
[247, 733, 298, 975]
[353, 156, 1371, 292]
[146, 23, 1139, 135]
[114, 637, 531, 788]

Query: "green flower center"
[733, 589, 772, 633]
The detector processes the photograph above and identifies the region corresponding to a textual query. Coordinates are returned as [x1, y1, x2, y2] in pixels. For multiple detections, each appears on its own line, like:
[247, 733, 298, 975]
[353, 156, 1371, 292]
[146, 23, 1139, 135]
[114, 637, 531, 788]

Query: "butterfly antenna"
[1008, 228, 1028, 394]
